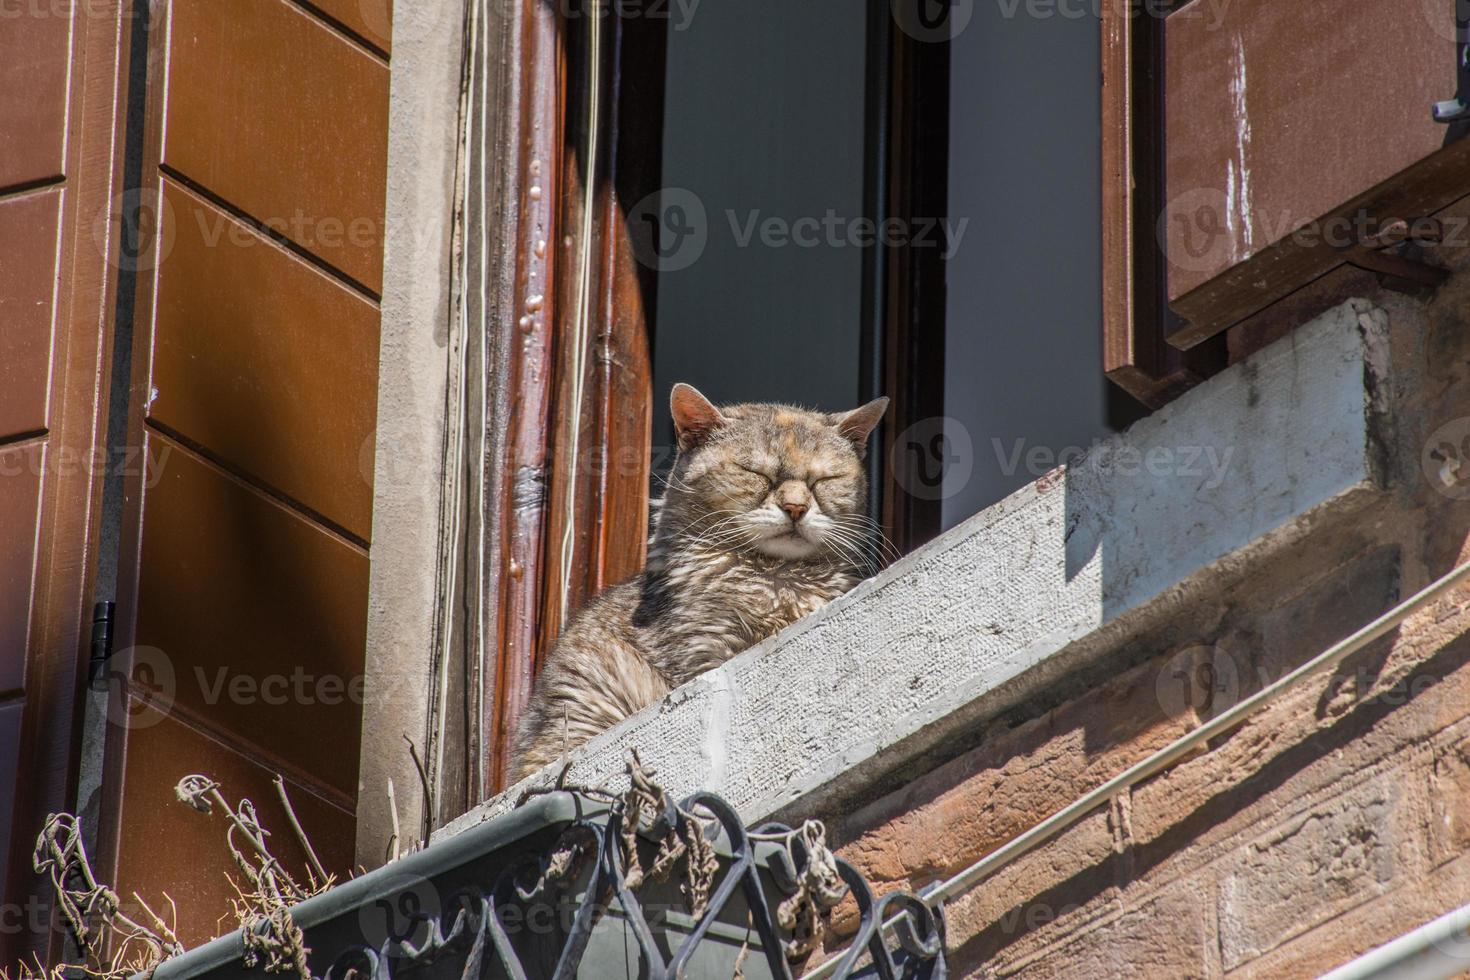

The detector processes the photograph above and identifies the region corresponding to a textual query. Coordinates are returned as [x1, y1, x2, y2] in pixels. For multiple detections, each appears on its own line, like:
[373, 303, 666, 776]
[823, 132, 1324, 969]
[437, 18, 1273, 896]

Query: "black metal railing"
[318, 790, 945, 980]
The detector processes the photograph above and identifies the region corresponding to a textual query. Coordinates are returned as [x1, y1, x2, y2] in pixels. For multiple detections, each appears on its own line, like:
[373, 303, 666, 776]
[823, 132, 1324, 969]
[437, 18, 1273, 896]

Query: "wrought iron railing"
[145, 778, 945, 980]
[321, 790, 945, 980]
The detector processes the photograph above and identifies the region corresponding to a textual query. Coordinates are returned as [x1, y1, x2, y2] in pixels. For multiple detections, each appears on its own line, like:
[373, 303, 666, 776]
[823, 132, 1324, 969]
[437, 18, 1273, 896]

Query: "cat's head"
[663, 383, 889, 563]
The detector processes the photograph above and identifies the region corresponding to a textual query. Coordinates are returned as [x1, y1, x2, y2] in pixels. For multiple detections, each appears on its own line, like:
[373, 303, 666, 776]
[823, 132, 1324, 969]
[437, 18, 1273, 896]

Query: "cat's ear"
[833, 397, 890, 458]
[671, 383, 727, 451]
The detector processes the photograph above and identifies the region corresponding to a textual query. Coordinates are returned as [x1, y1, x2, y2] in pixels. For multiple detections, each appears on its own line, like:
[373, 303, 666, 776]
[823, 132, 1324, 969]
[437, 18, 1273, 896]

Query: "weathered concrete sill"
[437, 298, 1392, 842]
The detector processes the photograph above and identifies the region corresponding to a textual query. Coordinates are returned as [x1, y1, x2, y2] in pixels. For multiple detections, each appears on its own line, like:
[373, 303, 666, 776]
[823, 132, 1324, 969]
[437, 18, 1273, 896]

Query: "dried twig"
[27, 813, 183, 979]
[175, 775, 332, 979]
[403, 735, 434, 842]
[272, 776, 328, 887]
[385, 777, 401, 864]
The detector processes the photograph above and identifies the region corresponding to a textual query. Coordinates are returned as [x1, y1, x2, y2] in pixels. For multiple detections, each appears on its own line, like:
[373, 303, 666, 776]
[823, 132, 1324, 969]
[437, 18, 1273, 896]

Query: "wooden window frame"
[1100, 1, 1224, 410]
[868, 0, 949, 555]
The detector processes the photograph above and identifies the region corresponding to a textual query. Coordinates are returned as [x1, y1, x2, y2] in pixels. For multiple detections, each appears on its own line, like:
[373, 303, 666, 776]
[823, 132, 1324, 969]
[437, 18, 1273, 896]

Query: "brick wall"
[825, 248, 1470, 977]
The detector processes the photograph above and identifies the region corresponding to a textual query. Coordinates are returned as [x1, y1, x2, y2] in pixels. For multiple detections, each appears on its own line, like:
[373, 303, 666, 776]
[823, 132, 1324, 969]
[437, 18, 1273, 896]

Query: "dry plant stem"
[272, 776, 328, 885]
[174, 774, 326, 979]
[197, 782, 307, 902]
[30, 813, 184, 977]
[129, 892, 182, 952]
[386, 777, 402, 863]
[403, 734, 434, 841]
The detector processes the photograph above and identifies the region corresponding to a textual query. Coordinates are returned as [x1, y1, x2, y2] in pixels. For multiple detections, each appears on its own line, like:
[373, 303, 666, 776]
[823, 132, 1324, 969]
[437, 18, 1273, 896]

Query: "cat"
[509, 383, 889, 782]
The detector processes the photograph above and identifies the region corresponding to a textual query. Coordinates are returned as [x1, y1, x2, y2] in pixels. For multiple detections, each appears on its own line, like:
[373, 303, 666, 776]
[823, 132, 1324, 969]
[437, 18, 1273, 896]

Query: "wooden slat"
[95, 0, 386, 941]
[0, 5, 70, 190]
[876, 8, 947, 553]
[162, 0, 390, 292]
[306, 0, 393, 54]
[0, 703, 21, 916]
[150, 179, 381, 541]
[134, 434, 369, 800]
[0, 445, 42, 695]
[1161, 0, 1467, 347]
[0, 190, 63, 439]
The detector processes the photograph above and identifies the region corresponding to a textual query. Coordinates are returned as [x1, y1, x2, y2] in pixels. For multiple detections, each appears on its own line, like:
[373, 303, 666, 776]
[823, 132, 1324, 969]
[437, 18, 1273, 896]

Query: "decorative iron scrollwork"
[320, 790, 946, 980]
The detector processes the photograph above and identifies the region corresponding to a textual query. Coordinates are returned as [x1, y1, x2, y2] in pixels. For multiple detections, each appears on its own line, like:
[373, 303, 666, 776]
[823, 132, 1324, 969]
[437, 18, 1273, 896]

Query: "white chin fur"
[753, 532, 820, 560]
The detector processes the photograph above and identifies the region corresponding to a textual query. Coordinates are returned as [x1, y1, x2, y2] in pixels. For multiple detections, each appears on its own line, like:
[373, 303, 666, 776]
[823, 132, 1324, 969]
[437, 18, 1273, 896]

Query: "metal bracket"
[1433, 1, 1470, 140]
[1341, 218, 1450, 295]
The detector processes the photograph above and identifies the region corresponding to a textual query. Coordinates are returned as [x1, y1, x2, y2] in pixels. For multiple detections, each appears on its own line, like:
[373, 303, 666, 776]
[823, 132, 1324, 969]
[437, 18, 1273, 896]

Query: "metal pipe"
[1317, 902, 1470, 980]
[803, 558, 1470, 979]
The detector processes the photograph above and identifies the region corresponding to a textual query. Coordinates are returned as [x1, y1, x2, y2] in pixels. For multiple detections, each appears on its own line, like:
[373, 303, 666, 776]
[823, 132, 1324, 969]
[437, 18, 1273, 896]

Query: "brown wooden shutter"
[1103, 0, 1470, 398]
[0, 0, 137, 963]
[92, 0, 393, 948]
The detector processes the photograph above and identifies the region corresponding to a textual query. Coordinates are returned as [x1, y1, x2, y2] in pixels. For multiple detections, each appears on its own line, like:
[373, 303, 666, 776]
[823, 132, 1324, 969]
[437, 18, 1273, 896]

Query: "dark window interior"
[649, 1, 869, 469]
[642, 1, 1149, 541]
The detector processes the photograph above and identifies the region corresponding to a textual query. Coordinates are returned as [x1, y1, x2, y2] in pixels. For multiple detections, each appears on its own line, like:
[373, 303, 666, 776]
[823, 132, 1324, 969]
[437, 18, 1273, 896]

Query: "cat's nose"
[781, 501, 808, 523]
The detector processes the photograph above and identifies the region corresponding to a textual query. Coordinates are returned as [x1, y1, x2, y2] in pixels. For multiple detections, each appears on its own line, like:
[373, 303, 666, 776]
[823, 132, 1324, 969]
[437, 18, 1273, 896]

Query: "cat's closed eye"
[735, 464, 775, 486]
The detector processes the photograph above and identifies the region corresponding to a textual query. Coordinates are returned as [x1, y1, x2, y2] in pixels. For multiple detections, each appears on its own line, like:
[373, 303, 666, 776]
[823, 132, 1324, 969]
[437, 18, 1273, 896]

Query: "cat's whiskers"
[819, 532, 872, 576]
[657, 470, 704, 497]
[816, 521, 886, 577]
[669, 509, 744, 544]
[831, 513, 902, 566]
[682, 512, 768, 557]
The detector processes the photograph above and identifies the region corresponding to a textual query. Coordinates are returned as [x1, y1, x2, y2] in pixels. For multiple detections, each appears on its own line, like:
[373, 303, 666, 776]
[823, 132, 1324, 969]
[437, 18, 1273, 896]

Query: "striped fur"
[509, 386, 887, 781]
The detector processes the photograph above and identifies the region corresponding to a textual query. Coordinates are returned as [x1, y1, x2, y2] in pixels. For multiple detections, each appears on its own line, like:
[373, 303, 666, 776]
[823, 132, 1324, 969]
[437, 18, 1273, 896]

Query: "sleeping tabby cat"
[510, 383, 888, 781]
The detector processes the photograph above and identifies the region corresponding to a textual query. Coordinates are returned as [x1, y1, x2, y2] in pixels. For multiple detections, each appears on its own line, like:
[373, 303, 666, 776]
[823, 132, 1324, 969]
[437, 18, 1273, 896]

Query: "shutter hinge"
[1433, 2, 1470, 138]
[87, 600, 116, 688]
